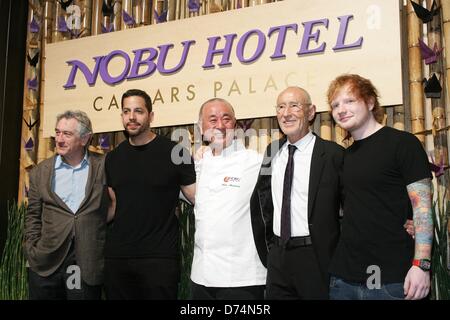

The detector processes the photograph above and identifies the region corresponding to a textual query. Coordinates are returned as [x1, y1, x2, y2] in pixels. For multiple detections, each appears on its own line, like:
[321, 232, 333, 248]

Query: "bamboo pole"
[397, 1, 408, 133]
[441, 0, 450, 166]
[113, 0, 123, 31]
[247, 0, 271, 7]
[433, 0, 450, 271]
[95, 0, 120, 153]
[380, 107, 387, 127]
[230, 0, 272, 9]
[122, 0, 133, 28]
[407, 0, 425, 144]
[175, 0, 185, 20]
[241, 0, 250, 8]
[152, 0, 165, 24]
[209, 0, 223, 13]
[427, 0, 449, 201]
[133, 0, 143, 25]
[38, 0, 56, 162]
[423, 49, 434, 153]
[201, 0, 208, 14]
[320, 112, 332, 141]
[41, 1, 53, 162]
[393, 105, 405, 130]
[18, 1, 43, 204]
[167, 0, 176, 21]
[334, 124, 348, 148]
[91, 0, 102, 35]
[230, 0, 238, 10]
[221, 0, 231, 11]
[50, 0, 61, 42]
[74, 0, 91, 35]
[427, 0, 448, 167]
[90, 0, 102, 155]
[249, 0, 271, 5]
[79, 0, 92, 36]
[83, 0, 109, 155]
[52, 0, 68, 42]
[385, 106, 393, 128]
[112, 0, 126, 148]
[38, 0, 60, 162]
[41, 0, 53, 44]
[142, 0, 152, 24]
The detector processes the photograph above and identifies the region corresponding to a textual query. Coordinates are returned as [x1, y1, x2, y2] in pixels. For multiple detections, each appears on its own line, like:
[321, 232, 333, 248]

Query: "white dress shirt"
[271, 132, 316, 237]
[191, 140, 267, 287]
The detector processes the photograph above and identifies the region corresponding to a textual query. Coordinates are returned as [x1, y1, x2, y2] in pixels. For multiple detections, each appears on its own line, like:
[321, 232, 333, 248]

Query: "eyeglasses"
[275, 102, 311, 114]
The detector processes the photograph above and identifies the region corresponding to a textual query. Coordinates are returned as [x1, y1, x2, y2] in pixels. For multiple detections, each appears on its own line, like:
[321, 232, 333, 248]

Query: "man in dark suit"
[24, 110, 108, 300]
[250, 87, 344, 299]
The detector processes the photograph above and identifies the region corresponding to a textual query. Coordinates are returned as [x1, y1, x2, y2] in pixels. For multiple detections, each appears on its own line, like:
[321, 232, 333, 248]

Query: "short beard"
[125, 123, 150, 137]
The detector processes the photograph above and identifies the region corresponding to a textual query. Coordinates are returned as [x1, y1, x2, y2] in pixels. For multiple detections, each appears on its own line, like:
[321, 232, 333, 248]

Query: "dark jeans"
[329, 276, 405, 300]
[190, 281, 265, 300]
[28, 244, 102, 300]
[104, 257, 179, 300]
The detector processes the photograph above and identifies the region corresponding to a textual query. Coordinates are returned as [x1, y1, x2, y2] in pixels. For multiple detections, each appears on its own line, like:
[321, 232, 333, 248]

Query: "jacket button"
[74, 216, 78, 219]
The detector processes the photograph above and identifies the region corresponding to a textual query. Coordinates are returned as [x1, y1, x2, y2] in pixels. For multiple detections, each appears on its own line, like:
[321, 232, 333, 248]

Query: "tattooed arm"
[404, 178, 433, 300]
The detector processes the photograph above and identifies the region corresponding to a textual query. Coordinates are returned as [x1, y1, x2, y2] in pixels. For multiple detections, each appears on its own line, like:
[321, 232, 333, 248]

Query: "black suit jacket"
[250, 134, 344, 282]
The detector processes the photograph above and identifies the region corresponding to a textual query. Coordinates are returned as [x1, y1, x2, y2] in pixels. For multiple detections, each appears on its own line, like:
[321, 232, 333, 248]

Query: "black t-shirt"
[105, 135, 195, 258]
[329, 126, 432, 284]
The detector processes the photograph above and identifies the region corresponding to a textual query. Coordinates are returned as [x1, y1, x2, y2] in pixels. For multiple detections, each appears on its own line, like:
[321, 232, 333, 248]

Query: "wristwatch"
[412, 259, 431, 271]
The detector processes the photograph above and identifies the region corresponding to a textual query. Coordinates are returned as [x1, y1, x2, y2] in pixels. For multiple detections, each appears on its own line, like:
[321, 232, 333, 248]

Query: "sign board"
[44, 0, 402, 136]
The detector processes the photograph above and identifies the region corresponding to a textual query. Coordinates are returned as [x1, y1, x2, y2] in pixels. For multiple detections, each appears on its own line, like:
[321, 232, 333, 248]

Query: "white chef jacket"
[191, 140, 267, 287]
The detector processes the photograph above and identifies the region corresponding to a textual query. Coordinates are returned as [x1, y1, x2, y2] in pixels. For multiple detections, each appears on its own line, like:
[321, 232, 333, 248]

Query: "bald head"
[277, 86, 312, 105]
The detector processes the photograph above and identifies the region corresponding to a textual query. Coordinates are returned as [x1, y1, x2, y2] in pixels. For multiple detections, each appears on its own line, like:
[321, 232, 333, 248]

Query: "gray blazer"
[24, 151, 108, 286]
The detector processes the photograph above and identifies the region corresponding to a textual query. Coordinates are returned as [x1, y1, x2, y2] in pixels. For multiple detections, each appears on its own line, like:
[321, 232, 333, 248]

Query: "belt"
[273, 235, 312, 248]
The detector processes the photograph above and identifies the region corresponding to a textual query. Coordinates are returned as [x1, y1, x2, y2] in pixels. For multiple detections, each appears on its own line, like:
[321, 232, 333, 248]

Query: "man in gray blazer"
[24, 110, 108, 300]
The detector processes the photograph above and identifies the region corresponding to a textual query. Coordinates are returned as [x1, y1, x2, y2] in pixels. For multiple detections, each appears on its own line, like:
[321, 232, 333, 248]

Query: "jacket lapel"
[307, 135, 325, 221]
[47, 156, 73, 214]
[77, 152, 99, 214]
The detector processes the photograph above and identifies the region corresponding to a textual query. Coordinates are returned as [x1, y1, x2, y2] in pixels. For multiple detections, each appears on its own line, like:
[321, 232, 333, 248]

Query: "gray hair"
[197, 98, 236, 126]
[56, 110, 93, 137]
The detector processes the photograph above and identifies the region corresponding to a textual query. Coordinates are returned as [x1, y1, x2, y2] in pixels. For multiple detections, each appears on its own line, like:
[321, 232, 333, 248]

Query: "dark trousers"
[28, 244, 102, 300]
[190, 281, 265, 300]
[266, 242, 328, 300]
[104, 257, 179, 300]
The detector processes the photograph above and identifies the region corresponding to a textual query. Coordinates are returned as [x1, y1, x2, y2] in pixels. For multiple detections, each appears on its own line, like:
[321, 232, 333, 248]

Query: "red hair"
[327, 74, 384, 123]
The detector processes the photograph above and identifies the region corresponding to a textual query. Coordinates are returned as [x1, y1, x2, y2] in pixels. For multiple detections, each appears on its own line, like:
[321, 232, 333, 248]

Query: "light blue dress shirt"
[52, 153, 90, 214]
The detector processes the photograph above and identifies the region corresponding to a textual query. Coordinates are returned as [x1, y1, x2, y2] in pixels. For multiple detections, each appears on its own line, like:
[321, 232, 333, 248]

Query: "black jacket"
[250, 134, 344, 282]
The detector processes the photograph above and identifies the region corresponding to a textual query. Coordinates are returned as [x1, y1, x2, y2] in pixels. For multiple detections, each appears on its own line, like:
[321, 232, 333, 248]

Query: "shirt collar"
[55, 151, 89, 169]
[285, 131, 314, 153]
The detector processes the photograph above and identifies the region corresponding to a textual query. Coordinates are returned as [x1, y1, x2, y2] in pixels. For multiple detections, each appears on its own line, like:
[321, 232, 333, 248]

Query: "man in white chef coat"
[189, 98, 267, 299]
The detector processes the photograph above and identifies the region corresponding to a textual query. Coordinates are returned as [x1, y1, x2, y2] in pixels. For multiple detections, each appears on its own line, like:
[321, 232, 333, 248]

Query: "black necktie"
[280, 144, 297, 244]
